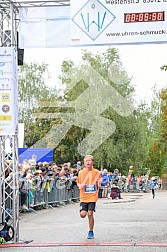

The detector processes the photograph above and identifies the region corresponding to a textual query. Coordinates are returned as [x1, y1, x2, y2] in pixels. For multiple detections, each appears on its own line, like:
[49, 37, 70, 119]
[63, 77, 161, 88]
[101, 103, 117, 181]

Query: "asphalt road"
[1, 190, 167, 252]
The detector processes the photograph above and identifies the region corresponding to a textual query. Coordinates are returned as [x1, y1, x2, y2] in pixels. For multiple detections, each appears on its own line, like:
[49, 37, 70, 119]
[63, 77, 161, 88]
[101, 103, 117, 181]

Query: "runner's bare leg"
[87, 210, 94, 231]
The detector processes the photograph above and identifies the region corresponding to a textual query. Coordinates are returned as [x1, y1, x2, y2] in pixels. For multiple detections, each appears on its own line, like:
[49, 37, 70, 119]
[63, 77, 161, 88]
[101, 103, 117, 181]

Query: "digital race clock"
[124, 11, 165, 23]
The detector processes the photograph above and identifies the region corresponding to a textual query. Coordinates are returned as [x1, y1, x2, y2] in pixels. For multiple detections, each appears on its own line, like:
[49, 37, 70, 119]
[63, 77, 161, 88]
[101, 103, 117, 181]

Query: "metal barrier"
[20, 178, 80, 211]
[162, 182, 167, 190]
[127, 180, 150, 193]
[2, 177, 166, 221]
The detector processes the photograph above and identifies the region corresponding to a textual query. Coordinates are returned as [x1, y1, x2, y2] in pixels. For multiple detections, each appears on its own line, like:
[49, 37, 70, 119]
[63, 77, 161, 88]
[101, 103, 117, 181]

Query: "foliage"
[18, 62, 60, 146]
[53, 48, 150, 173]
[21, 51, 166, 178]
[160, 88, 167, 152]
[160, 65, 167, 71]
[18, 63, 54, 123]
[143, 86, 166, 176]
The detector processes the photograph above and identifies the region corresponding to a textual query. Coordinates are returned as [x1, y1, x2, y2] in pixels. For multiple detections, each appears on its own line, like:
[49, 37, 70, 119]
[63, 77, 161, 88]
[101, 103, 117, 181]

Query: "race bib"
[84, 184, 96, 193]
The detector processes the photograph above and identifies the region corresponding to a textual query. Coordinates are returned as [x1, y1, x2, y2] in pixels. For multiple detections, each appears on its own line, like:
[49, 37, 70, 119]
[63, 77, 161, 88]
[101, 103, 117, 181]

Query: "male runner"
[77, 155, 101, 239]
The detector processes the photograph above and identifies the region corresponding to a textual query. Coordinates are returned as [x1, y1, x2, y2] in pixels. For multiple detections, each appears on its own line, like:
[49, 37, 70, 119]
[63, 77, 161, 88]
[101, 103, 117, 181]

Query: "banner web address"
[106, 29, 167, 37]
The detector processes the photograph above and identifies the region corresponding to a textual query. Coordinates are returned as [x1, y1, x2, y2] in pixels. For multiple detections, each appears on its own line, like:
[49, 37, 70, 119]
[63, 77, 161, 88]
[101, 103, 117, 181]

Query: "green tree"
[18, 62, 60, 147]
[160, 88, 167, 152]
[143, 86, 166, 176]
[22, 50, 164, 177]
[18, 62, 52, 123]
[53, 48, 150, 171]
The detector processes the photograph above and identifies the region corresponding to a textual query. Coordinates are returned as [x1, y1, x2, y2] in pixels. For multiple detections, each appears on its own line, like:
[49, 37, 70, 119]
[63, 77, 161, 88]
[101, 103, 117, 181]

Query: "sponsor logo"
[0, 62, 5, 67]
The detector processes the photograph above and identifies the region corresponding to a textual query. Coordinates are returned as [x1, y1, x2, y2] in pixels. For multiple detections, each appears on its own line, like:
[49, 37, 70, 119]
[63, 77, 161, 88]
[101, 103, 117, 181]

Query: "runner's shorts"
[80, 202, 96, 212]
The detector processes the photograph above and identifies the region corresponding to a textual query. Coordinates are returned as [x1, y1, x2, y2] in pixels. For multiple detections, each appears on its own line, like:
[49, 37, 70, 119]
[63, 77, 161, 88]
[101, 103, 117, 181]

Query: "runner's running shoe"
[87, 231, 94, 239]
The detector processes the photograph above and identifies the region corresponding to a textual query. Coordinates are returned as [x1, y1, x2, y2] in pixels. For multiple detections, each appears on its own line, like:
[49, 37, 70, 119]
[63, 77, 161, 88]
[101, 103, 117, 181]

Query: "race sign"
[0, 48, 18, 135]
[70, 0, 167, 46]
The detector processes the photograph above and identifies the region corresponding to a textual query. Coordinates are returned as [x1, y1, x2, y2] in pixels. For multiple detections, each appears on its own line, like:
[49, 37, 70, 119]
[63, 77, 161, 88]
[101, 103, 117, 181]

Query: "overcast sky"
[24, 43, 167, 104]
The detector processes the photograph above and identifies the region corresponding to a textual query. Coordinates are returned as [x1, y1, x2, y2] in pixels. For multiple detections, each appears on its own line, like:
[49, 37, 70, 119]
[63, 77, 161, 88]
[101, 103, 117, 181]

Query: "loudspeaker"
[18, 49, 24, 66]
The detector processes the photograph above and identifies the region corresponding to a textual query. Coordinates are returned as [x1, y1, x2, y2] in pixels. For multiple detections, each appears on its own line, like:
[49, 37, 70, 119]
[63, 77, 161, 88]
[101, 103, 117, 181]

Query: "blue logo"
[0, 62, 5, 67]
[71, 0, 116, 41]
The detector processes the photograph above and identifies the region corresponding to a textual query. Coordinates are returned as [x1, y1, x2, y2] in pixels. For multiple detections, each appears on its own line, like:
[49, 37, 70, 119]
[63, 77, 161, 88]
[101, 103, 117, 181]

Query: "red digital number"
[124, 11, 164, 23]
[144, 13, 149, 21]
[125, 14, 131, 23]
[139, 13, 143, 21]
[131, 14, 136, 22]
[152, 13, 157, 21]
[157, 12, 163, 21]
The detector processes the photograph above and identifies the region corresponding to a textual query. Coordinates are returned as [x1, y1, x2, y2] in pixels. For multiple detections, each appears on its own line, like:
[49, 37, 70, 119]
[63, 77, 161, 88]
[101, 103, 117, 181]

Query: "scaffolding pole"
[0, 0, 19, 242]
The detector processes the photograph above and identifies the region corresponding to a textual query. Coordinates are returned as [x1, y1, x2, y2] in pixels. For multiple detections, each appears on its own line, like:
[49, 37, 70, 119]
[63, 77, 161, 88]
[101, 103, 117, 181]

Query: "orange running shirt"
[77, 167, 101, 203]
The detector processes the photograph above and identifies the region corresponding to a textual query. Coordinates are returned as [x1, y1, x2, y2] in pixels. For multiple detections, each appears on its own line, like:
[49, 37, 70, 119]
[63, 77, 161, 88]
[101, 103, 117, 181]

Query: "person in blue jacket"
[150, 177, 158, 199]
[101, 169, 109, 198]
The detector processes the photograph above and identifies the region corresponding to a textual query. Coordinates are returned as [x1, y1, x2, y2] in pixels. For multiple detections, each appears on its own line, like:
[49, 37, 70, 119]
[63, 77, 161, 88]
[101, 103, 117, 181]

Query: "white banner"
[19, 2, 167, 48]
[0, 47, 18, 135]
[70, 0, 167, 46]
[19, 6, 70, 48]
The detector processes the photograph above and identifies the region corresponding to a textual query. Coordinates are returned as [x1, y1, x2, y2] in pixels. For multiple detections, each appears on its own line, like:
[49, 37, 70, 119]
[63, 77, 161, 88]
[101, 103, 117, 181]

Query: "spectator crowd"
[4, 159, 163, 212]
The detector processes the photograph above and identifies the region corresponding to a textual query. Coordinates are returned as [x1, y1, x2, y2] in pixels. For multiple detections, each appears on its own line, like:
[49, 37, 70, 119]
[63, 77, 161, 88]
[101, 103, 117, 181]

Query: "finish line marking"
[1, 242, 167, 247]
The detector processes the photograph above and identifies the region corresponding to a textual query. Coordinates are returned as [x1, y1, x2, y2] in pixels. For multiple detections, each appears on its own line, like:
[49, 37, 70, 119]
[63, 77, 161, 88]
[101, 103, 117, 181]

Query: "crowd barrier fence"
[2, 178, 166, 219]
[2, 178, 80, 219]
[23, 178, 80, 211]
